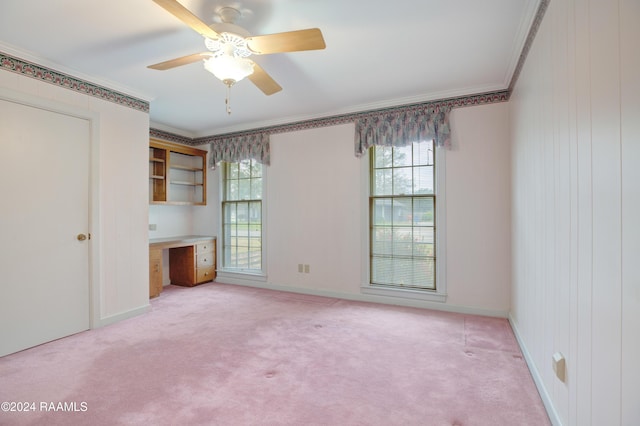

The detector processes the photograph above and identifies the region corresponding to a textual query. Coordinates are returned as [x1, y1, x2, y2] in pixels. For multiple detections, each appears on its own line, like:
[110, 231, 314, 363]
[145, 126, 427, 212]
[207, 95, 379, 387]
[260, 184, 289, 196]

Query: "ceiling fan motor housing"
[205, 33, 252, 58]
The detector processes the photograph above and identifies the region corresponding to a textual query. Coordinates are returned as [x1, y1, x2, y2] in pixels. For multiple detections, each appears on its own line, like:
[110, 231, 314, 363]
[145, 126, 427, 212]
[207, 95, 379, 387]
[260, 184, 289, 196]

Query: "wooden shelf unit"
[149, 147, 167, 202]
[149, 139, 207, 205]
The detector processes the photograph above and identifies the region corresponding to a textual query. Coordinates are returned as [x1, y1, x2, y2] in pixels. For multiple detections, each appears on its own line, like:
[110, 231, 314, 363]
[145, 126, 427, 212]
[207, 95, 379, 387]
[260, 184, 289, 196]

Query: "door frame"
[0, 87, 101, 329]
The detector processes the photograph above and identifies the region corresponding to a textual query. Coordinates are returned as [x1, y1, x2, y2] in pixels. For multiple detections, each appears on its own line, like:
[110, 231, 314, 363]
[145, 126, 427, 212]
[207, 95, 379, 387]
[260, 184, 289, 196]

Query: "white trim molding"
[216, 279, 508, 318]
[509, 314, 562, 426]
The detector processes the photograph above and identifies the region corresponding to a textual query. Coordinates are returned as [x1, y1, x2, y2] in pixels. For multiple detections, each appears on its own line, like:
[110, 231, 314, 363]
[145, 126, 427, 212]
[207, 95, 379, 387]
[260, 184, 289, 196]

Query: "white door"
[0, 98, 90, 357]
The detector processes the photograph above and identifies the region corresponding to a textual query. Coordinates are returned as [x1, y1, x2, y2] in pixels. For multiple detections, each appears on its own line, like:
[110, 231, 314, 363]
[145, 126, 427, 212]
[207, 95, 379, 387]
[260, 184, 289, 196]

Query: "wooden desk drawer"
[197, 240, 214, 254]
[197, 266, 215, 283]
[197, 253, 214, 268]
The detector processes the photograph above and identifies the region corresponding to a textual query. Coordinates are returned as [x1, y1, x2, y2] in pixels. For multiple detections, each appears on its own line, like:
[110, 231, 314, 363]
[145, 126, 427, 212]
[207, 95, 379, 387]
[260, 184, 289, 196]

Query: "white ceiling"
[0, 0, 539, 137]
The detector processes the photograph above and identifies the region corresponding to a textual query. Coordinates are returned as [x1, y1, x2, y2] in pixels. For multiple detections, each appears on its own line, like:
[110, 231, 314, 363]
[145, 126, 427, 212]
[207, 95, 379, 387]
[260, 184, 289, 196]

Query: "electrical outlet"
[298, 264, 303, 273]
[304, 264, 310, 273]
[149, 224, 157, 231]
[552, 352, 566, 382]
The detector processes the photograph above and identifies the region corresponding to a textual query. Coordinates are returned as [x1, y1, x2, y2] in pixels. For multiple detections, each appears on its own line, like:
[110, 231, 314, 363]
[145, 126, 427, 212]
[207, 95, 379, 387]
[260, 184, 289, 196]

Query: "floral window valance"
[209, 133, 270, 169]
[354, 106, 451, 157]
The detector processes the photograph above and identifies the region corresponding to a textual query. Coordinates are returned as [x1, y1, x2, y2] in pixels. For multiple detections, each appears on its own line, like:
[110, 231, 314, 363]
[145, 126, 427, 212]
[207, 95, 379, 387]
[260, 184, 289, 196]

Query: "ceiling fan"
[148, 0, 326, 114]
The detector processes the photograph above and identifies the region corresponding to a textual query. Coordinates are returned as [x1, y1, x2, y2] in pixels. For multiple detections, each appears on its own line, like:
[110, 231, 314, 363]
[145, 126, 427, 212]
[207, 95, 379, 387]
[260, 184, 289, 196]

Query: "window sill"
[217, 270, 267, 283]
[361, 285, 447, 303]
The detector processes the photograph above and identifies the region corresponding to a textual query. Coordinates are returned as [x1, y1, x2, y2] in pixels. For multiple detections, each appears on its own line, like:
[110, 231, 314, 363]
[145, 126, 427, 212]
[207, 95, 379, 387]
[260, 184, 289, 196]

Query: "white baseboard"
[93, 304, 150, 329]
[509, 314, 562, 426]
[214, 277, 509, 318]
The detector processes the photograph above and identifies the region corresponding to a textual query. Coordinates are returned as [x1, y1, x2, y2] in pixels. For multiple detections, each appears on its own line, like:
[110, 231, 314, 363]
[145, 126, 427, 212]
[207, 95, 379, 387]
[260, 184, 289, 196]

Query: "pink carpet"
[0, 283, 549, 425]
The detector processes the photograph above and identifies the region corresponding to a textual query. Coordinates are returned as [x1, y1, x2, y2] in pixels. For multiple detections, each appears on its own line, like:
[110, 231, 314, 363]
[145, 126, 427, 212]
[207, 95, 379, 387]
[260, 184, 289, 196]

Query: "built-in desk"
[149, 235, 216, 298]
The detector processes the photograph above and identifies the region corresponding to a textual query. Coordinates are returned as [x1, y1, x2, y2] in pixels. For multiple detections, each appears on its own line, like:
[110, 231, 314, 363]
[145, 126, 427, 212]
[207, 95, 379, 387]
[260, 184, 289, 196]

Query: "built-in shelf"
[171, 180, 204, 186]
[171, 164, 201, 171]
[149, 139, 207, 205]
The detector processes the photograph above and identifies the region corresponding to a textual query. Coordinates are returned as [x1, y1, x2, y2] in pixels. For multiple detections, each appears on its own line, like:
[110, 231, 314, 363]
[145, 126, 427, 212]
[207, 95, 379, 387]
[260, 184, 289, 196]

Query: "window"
[369, 140, 436, 291]
[222, 159, 263, 273]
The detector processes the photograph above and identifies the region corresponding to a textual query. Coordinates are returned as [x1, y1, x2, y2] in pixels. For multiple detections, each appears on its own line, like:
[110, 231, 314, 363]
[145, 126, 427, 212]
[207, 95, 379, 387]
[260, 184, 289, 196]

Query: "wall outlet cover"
[552, 352, 566, 382]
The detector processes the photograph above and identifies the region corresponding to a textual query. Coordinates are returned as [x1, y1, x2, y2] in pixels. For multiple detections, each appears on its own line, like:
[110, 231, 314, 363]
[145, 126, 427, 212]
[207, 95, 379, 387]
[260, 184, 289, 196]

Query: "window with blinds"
[370, 140, 436, 290]
[222, 159, 263, 272]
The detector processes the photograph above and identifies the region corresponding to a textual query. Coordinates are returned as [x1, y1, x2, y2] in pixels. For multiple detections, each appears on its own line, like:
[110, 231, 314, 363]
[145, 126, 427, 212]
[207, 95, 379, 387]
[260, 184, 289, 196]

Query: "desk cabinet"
[195, 241, 215, 283]
[169, 238, 216, 287]
[149, 236, 216, 297]
[149, 249, 163, 298]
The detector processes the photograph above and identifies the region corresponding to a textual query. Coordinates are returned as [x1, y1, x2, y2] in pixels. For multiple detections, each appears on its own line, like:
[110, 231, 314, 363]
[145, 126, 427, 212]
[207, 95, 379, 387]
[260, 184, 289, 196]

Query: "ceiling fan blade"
[248, 63, 282, 95]
[153, 0, 220, 40]
[246, 28, 326, 54]
[148, 52, 211, 70]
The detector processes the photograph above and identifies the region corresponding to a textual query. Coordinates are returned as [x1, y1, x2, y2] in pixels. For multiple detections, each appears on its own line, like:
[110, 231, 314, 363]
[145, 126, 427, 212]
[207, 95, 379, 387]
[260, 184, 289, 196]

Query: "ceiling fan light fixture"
[203, 55, 254, 84]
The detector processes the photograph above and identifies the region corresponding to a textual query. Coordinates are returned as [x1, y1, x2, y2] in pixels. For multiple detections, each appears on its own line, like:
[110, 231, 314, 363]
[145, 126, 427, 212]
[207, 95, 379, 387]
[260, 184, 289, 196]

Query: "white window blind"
[370, 140, 436, 290]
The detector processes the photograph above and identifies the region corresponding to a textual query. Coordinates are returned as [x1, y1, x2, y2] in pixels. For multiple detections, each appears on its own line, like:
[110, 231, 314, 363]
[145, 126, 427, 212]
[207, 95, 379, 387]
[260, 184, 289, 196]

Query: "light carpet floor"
[0, 283, 550, 425]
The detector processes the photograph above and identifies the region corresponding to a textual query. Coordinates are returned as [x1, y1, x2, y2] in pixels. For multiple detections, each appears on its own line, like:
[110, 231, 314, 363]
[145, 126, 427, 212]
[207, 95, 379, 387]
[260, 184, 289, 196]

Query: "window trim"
[217, 160, 267, 278]
[360, 142, 447, 302]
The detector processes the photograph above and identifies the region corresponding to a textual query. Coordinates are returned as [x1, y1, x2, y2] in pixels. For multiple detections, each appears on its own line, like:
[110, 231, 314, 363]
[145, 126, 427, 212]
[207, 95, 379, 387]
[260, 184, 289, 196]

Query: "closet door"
[0, 98, 90, 357]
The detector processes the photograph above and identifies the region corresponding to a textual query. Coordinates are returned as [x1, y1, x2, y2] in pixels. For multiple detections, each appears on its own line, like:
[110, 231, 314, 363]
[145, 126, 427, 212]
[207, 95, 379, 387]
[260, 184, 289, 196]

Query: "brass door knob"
[77, 234, 87, 241]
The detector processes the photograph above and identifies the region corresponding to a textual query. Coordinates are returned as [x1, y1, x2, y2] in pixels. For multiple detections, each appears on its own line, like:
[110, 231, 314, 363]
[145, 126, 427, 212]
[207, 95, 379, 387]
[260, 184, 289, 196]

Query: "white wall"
[194, 101, 512, 316]
[447, 103, 511, 312]
[509, 0, 639, 424]
[149, 204, 195, 237]
[266, 123, 363, 295]
[0, 67, 150, 326]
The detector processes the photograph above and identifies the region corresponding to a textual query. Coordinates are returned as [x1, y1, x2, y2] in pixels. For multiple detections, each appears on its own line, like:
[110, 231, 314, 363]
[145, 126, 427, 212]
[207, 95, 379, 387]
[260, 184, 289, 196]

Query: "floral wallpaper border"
[0, 52, 149, 113]
[150, 90, 509, 146]
[509, 0, 550, 92]
[149, 128, 192, 145]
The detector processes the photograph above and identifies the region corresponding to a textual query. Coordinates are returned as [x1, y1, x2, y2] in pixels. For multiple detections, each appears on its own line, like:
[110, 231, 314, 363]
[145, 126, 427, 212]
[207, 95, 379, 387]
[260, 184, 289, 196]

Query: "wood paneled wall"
[509, 0, 639, 424]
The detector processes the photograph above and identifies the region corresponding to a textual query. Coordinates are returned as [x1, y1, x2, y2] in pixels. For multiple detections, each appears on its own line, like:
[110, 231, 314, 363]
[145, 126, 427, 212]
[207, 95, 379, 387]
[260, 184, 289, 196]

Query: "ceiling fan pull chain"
[226, 84, 232, 115]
